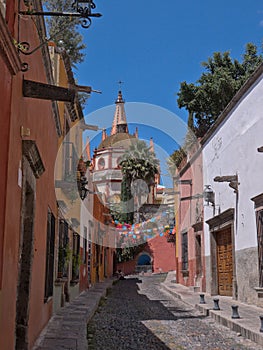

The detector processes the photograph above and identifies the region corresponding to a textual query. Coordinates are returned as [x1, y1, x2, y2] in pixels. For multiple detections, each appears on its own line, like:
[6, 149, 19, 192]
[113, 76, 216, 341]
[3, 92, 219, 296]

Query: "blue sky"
[74, 0, 263, 185]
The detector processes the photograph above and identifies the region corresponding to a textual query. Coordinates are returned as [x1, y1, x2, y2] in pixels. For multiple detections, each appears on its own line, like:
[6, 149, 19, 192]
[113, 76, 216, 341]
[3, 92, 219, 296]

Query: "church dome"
[98, 132, 136, 149]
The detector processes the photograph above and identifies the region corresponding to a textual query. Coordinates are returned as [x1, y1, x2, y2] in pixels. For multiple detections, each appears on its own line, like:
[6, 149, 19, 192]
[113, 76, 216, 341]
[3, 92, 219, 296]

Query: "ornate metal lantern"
[79, 176, 89, 200]
[203, 185, 215, 206]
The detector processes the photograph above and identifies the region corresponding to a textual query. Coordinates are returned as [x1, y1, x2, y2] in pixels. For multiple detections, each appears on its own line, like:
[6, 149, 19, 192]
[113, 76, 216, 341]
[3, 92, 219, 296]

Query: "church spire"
[85, 136, 91, 161]
[101, 128, 107, 141]
[111, 90, 128, 135]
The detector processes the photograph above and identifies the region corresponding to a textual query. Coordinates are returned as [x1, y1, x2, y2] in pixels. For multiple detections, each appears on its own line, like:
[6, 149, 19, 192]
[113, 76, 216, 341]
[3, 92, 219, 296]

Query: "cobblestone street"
[87, 275, 262, 350]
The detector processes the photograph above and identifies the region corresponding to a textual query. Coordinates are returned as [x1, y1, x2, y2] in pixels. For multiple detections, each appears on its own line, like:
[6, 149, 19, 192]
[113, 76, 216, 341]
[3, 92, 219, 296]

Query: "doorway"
[15, 179, 35, 349]
[216, 227, 233, 296]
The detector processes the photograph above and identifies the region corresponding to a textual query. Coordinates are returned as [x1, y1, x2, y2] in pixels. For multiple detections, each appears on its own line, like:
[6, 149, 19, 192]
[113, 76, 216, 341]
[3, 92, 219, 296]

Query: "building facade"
[175, 145, 205, 291]
[202, 63, 263, 305]
[0, 1, 61, 348]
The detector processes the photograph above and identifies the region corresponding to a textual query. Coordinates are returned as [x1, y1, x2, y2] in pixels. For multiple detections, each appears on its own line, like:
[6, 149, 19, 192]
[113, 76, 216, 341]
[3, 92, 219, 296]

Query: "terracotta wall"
[0, 58, 12, 289]
[117, 236, 176, 275]
[148, 236, 176, 273]
[0, 3, 59, 348]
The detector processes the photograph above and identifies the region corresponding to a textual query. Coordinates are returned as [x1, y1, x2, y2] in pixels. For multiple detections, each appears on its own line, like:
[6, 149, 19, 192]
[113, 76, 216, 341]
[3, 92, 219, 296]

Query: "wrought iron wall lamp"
[203, 185, 215, 206]
[78, 176, 100, 200]
[19, 1, 102, 29]
[17, 1, 102, 70]
[79, 175, 89, 200]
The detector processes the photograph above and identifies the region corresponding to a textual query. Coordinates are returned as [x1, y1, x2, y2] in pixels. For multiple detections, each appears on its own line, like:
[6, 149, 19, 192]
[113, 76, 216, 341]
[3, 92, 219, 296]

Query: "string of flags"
[112, 211, 176, 242]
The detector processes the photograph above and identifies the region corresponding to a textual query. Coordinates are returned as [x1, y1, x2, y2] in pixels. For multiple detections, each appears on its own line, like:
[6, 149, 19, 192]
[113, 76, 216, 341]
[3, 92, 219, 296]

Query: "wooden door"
[216, 228, 233, 296]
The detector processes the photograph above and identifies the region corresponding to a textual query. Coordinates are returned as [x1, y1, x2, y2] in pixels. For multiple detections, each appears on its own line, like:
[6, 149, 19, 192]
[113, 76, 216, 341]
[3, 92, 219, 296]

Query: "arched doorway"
[136, 252, 152, 273]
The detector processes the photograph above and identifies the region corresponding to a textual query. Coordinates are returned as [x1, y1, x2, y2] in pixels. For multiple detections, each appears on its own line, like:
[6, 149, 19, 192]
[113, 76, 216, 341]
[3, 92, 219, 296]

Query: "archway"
[136, 252, 152, 273]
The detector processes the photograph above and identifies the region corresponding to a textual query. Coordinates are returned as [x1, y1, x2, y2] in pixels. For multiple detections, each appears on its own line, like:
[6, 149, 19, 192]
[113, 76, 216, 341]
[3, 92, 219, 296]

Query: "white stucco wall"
[203, 73, 263, 255]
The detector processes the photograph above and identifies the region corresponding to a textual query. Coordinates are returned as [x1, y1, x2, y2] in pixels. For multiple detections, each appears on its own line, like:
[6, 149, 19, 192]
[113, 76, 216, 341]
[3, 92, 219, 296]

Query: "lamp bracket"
[176, 179, 192, 185]
[19, 0, 102, 28]
[214, 175, 239, 194]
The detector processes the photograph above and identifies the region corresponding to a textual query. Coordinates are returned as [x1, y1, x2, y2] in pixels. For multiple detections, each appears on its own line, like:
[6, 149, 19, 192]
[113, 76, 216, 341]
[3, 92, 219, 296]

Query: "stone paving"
[33, 273, 263, 349]
[87, 274, 263, 349]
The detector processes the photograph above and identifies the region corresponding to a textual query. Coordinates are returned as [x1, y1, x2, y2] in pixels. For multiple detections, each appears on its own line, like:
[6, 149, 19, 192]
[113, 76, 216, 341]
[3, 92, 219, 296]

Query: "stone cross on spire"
[111, 89, 128, 135]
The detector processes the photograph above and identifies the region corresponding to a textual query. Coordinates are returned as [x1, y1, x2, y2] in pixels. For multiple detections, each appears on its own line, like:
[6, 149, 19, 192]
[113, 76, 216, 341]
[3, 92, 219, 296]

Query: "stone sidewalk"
[161, 271, 263, 346]
[33, 279, 114, 350]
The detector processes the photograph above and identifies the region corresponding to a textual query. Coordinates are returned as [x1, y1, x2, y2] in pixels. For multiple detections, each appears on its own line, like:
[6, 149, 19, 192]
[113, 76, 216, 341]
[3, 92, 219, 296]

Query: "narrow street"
[87, 274, 262, 350]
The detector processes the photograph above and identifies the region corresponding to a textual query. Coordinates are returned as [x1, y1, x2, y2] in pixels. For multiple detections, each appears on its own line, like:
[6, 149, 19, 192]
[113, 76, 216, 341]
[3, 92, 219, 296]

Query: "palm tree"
[121, 140, 159, 185]
[120, 140, 159, 221]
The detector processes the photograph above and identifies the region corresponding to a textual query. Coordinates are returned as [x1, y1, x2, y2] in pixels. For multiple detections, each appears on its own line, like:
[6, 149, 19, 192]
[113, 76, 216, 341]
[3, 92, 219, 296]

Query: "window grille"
[44, 210, 55, 302]
[182, 232, 188, 271]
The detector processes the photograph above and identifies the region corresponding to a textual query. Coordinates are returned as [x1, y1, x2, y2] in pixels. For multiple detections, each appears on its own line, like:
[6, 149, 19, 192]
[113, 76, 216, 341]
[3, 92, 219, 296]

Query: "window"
[182, 232, 188, 271]
[251, 194, 263, 288]
[256, 210, 263, 287]
[0, 1, 6, 18]
[63, 119, 78, 180]
[58, 219, 69, 278]
[83, 226, 87, 264]
[87, 222, 92, 284]
[44, 210, 55, 302]
[71, 232, 80, 281]
[98, 157, 105, 170]
[116, 156, 122, 169]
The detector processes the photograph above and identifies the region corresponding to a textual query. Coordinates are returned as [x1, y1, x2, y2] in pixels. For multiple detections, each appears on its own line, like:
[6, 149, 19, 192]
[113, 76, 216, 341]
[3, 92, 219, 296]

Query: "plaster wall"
[203, 74, 263, 254]
[177, 150, 204, 287]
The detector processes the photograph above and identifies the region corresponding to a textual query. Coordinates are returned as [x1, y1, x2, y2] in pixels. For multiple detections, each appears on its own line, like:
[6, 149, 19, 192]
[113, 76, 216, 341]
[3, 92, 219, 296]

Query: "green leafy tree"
[177, 43, 262, 137]
[167, 147, 186, 175]
[43, 0, 86, 66]
[116, 242, 147, 263]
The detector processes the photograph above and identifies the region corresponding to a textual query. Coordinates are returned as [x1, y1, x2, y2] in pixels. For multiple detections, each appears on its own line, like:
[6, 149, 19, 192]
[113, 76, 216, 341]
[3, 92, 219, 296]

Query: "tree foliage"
[167, 147, 186, 175]
[43, 0, 86, 66]
[177, 43, 262, 137]
[116, 242, 147, 263]
[116, 140, 159, 224]
[120, 140, 159, 184]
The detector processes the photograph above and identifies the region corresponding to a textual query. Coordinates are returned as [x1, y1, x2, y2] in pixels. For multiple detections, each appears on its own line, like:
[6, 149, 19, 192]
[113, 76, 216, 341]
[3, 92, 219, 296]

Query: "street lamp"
[79, 176, 89, 200]
[78, 176, 101, 200]
[203, 185, 215, 206]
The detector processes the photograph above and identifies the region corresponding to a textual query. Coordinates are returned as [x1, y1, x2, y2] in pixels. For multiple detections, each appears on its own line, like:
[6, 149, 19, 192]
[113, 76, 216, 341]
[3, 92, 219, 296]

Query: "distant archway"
[137, 254, 151, 265]
[136, 252, 152, 273]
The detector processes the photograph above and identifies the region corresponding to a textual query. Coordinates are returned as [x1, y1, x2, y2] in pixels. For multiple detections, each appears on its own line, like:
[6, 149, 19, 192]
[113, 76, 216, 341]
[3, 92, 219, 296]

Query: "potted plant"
[57, 244, 72, 279]
[57, 246, 65, 278]
[72, 253, 81, 281]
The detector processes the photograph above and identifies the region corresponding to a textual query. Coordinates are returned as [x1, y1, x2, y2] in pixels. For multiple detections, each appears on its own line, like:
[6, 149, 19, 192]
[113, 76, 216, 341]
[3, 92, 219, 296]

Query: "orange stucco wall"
[0, 58, 12, 289]
[0, 4, 59, 349]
